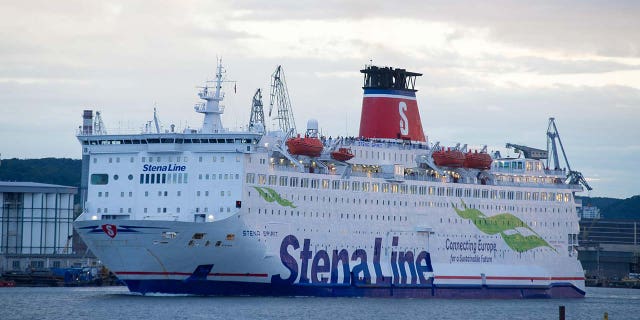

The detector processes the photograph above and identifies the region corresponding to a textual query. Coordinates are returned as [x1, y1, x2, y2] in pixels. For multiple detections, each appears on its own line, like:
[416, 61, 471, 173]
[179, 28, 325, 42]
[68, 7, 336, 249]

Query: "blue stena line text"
[272, 235, 433, 285]
[142, 164, 186, 172]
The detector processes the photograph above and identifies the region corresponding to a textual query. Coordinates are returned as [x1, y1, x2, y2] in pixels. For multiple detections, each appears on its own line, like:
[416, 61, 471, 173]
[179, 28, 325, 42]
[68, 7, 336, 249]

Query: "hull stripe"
[116, 271, 268, 277]
[115, 271, 582, 281]
[436, 276, 584, 281]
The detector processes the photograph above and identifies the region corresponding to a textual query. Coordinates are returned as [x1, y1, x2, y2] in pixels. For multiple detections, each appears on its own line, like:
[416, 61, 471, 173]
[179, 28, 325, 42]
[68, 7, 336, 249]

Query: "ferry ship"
[74, 61, 587, 298]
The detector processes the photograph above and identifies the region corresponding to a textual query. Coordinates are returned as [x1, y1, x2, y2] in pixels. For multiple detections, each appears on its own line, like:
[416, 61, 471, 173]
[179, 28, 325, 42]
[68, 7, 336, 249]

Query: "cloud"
[0, 1, 639, 198]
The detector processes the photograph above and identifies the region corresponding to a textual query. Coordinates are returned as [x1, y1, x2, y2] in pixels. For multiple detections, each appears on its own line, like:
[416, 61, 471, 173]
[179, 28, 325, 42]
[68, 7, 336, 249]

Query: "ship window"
[372, 183, 379, 192]
[280, 176, 288, 186]
[362, 182, 369, 192]
[311, 179, 319, 189]
[382, 183, 389, 193]
[91, 174, 109, 185]
[342, 181, 350, 190]
[151, 174, 155, 184]
[258, 174, 266, 185]
[300, 178, 309, 188]
[352, 181, 360, 191]
[556, 193, 563, 202]
[268, 175, 277, 185]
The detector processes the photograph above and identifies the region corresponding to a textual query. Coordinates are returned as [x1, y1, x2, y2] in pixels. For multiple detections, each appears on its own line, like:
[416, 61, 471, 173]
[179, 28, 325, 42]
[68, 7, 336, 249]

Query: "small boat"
[432, 148, 465, 167]
[463, 150, 493, 170]
[331, 147, 354, 162]
[0, 279, 16, 287]
[286, 135, 324, 157]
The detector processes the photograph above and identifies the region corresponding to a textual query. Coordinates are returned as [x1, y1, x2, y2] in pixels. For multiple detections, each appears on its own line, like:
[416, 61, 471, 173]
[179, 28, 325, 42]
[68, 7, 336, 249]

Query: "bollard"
[559, 305, 565, 320]
[604, 312, 608, 320]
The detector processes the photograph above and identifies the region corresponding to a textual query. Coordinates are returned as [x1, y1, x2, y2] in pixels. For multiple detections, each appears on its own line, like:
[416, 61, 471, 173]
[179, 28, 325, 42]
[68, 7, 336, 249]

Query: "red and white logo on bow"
[101, 224, 117, 238]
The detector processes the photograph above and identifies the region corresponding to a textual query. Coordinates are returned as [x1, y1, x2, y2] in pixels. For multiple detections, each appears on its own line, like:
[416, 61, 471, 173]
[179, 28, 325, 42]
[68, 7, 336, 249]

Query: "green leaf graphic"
[453, 200, 554, 253]
[253, 187, 297, 208]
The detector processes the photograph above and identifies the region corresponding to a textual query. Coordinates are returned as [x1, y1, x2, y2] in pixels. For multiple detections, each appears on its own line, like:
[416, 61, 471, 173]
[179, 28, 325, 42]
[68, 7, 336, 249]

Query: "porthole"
[128, 174, 133, 180]
[113, 174, 119, 180]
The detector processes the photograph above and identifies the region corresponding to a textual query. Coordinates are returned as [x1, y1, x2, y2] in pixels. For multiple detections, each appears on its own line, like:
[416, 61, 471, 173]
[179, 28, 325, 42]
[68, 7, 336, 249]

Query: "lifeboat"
[432, 148, 465, 167]
[463, 150, 493, 170]
[286, 135, 324, 157]
[331, 147, 354, 162]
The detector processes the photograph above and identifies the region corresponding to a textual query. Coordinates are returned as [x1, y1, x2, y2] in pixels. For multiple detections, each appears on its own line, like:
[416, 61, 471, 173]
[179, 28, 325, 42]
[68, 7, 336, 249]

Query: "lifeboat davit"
[331, 147, 354, 162]
[286, 135, 324, 157]
[463, 150, 492, 170]
[432, 148, 465, 167]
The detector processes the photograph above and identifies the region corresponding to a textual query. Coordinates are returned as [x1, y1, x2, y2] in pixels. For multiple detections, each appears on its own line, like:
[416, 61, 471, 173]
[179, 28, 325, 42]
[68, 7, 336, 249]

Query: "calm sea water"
[0, 286, 638, 320]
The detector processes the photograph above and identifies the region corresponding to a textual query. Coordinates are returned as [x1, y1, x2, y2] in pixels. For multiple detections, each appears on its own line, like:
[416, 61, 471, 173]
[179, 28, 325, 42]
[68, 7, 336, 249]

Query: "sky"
[0, 1, 639, 199]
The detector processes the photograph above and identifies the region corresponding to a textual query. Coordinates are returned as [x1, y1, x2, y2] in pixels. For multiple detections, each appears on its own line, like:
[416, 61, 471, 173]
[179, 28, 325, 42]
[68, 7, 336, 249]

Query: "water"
[1, 286, 638, 320]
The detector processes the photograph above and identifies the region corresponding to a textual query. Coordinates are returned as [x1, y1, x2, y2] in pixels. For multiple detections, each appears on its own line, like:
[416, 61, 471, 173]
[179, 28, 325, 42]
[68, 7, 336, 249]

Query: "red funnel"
[358, 66, 426, 142]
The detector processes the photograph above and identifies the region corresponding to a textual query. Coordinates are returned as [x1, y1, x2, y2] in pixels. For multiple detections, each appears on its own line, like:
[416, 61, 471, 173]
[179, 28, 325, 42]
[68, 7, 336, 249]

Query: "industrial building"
[579, 218, 640, 282]
[0, 181, 86, 272]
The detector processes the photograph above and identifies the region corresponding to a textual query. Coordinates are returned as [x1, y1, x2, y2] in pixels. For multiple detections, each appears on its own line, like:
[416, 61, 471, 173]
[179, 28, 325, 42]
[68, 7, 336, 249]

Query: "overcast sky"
[1, 1, 639, 199]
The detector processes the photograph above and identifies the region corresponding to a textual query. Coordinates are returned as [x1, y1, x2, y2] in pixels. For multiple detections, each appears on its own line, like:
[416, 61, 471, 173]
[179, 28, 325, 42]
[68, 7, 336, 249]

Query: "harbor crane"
[546, 117, 592, 190]
[505, 143, 548, 160]
[506, 118, 592, 191]
[269, 65, 297, 134]
[248, 89, 265, 133]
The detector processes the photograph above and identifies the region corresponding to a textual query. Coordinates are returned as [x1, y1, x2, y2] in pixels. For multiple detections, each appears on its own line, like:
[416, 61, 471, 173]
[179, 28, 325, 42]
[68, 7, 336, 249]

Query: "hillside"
[0, 158, 81, 188]
[578, 196, 640, 219]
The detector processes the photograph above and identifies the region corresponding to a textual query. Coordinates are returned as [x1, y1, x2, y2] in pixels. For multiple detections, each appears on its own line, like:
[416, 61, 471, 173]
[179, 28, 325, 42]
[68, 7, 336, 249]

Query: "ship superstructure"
[74, 61, 587, 298]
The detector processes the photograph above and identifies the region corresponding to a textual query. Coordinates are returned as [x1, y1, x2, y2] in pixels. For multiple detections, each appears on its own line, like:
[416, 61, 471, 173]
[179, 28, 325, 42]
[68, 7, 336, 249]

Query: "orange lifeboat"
[463, 150, 493, 170]
[331, 147, 354, 162]
[286, 135, 324, 157]
[432, 148, 465, 167]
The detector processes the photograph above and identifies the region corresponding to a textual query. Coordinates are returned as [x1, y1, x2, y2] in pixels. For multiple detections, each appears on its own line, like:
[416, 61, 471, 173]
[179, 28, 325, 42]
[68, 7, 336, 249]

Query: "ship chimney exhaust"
[358, 66, 426, 142]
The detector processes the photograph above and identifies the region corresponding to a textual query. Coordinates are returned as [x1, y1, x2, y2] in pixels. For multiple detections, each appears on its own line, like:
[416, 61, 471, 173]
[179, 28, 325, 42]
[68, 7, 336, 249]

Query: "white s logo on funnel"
[399, 101, 409, 136]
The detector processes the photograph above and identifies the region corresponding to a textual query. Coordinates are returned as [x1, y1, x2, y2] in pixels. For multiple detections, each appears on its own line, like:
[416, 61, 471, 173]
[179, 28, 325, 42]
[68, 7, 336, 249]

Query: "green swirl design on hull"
[453, 200, 554, 253]
[253, 187, 297, 208]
